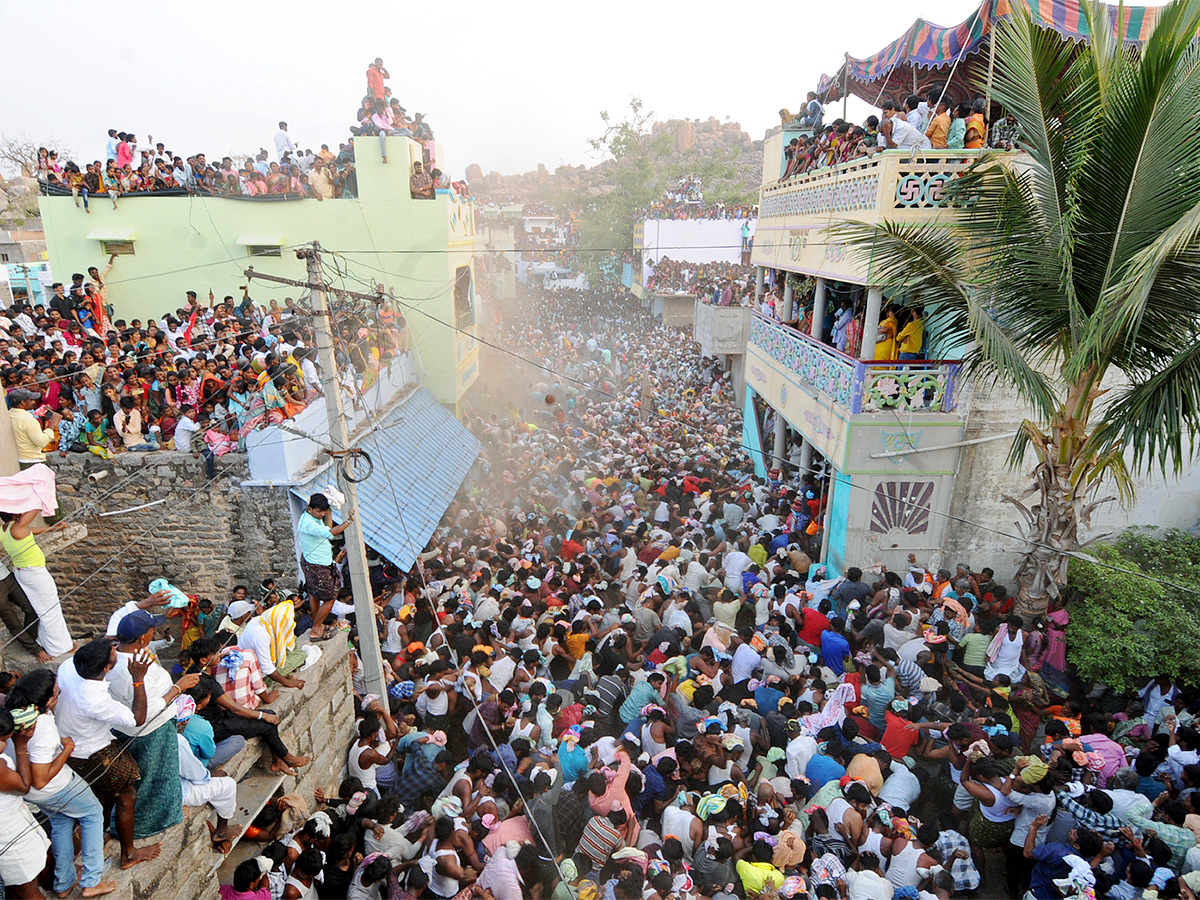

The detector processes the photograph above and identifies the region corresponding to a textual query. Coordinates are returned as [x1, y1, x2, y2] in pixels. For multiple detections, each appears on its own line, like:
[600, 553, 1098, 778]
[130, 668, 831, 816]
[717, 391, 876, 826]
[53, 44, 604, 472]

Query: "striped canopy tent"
[816, 0, 1166, 109]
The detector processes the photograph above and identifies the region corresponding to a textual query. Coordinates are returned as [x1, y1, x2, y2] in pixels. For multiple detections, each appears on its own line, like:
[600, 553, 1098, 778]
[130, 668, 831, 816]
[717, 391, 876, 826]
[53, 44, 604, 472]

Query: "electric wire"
[0, 469, 229, 652]
[314, 252, 1200, 599]
[323, 269, 574, 887]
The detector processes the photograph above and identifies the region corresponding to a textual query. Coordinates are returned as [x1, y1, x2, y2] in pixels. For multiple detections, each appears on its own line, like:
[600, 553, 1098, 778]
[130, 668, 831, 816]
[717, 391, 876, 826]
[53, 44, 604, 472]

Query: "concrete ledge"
[87, 636, 354, 899]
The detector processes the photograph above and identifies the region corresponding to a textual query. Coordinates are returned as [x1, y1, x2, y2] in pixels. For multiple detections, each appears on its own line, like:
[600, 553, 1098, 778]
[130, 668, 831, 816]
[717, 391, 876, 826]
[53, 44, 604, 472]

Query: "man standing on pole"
[297, 492, 354, 641]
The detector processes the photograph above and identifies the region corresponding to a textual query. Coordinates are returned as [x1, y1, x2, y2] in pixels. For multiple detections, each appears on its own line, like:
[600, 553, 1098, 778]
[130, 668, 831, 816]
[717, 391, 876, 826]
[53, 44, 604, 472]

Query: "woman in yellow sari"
[874, 306, 898, 360]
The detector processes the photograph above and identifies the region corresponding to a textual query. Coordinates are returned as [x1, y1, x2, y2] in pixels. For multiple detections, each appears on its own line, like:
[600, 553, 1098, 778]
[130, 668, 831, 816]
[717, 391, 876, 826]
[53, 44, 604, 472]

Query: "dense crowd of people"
[779, 93, 1020, 180]
[34, 56, 464, 210]
[0, 284, 1197, 900]
[646, 258, 756, 301]
[639, 200, 757, 222]
[0, 255, 411, 553]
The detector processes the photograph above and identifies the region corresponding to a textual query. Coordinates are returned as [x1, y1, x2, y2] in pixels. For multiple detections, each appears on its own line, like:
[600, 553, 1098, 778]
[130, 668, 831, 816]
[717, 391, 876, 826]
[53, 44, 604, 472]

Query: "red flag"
[183, 305, 200, 348]
[92, 295, 111, 347]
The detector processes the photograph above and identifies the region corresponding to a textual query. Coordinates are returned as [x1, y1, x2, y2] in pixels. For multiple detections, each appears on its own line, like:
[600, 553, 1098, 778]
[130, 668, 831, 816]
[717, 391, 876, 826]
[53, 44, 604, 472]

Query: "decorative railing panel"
[857, 363, 959, 412]
[749, 314, 961, 413]
[759, 151, 993, 220]
[749, 315, 856, 407]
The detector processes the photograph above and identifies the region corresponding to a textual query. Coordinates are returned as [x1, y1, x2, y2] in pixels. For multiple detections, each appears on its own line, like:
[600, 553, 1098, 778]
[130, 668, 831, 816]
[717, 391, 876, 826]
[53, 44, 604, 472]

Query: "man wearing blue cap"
[106, 609, 200, 840]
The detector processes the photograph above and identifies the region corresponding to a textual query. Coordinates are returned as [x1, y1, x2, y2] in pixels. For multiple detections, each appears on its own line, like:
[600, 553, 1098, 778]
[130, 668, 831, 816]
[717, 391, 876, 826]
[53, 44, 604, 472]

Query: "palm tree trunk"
[1010, 455, 1077, 620]
[1007, 417, 1092, 622]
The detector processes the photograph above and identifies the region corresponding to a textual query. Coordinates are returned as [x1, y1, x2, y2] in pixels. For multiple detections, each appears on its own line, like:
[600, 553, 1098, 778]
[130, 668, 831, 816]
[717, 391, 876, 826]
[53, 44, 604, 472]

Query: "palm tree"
[835, 0, 1200, 618]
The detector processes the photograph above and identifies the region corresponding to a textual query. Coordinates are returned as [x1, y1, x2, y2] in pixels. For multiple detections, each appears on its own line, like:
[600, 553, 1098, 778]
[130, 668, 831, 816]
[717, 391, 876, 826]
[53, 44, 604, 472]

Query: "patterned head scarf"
[175, 694, 196, 722]
[696, 793, 728, 820]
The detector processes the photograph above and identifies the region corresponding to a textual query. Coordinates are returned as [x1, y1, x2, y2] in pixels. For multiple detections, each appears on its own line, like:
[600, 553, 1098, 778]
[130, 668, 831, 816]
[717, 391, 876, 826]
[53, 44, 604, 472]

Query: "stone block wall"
[39, 452, 298, 636]
[110, 637, 356, 899]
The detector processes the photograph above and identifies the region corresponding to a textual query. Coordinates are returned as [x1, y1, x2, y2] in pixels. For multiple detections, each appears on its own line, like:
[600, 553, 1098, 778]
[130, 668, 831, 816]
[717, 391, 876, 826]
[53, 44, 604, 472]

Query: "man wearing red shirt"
[366, 58, 390, 101]
[797, 601, 830, 650]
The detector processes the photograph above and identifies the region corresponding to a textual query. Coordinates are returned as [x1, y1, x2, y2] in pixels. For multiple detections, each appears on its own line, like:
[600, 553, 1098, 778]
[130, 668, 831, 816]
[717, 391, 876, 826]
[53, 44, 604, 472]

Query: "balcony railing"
[748, 313, 961, 413]
[751, 150, 1023, 280]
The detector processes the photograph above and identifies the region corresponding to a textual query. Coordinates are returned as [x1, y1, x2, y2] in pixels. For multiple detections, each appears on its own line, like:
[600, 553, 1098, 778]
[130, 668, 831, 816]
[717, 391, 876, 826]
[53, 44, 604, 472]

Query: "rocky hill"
[467, 117, 764, 206]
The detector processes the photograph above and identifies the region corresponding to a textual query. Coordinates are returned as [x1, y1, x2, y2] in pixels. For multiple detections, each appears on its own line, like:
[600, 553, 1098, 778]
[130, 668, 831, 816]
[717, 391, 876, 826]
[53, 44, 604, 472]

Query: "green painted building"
[38, 136, 479, 406]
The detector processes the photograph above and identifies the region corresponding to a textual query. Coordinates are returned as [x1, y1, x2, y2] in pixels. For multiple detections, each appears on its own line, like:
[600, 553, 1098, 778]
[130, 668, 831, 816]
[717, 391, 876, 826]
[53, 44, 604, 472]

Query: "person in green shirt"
[82, 409, 110, 458]
[948, 102, 970, 149]
[958, 630, 991, 676]
[296, 493, 355, 640]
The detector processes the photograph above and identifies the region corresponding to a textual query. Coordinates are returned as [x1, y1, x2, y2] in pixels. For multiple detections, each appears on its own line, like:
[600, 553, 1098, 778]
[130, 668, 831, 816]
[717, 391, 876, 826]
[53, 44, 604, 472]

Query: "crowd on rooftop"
[0, 257, 411, 506]
[646, 258, 756, 301]
[635, 179, 757, 222]
[779, 92, 1021, 181]
[34, 57, 470, 211]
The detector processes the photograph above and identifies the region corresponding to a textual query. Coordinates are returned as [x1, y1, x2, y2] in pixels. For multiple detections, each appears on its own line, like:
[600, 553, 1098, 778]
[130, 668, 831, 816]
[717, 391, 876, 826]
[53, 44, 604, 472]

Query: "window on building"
[0, 253, 8, 262]
[101, 240, 135, 256]
[246, 245, 282, 258]
[454, 265, 474, 329]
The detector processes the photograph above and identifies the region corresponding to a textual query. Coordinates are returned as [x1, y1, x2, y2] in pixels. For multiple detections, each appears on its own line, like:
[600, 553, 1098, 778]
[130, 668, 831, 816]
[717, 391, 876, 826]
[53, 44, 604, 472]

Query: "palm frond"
[1069, 0, 1200, 378]
[1096, 196, 1200, 376]
[986, 4, 1098, 345]
[831, 219, 1058, 419]
[1100, 340, 1200, 475]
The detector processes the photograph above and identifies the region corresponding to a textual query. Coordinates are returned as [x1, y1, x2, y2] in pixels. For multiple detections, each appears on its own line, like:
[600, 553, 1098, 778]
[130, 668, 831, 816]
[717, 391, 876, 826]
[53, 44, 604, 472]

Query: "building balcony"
[751, 149, 1015, 281]
[694, 301, 753, 357]
[747, 313, 961, 415]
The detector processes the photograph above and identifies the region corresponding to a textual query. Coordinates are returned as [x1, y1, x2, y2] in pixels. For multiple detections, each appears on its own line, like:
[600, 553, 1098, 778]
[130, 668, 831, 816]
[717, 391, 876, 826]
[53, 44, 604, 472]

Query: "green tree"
[578, 98, 675, 279]
[1066, 535, 1200, 691]
[835, 0, 1200, 618]
[577, 100, 757, 282]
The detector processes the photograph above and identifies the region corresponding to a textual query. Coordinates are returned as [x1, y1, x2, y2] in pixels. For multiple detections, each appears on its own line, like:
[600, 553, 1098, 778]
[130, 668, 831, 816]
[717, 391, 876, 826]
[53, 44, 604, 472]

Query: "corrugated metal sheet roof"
[291, 386, 479, 571]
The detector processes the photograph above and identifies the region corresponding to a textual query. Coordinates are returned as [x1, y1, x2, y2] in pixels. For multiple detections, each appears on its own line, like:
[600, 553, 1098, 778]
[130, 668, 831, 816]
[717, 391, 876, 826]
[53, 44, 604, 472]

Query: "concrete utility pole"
[245, 245, 387, 698]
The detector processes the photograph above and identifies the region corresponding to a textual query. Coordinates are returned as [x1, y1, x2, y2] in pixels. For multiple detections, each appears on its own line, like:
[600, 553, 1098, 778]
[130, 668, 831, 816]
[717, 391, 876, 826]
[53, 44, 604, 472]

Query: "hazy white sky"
[1, 0, 1039, 177]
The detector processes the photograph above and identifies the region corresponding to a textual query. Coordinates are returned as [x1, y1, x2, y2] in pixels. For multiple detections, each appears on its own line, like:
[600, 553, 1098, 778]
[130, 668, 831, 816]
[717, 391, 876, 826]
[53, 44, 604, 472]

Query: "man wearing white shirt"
[240, 608, 307, 689]
[56, 637, 163, 868]
[731, 628, 762, 684]
[879, 760, 922, 810]
[784, 720, 818, 779]
[105, 588, 173, 637]
[107, 611, 200, 840]
[274, 121, 296, 160]
[13, 308, 37, 336]
[176, 726, 239, 841]
[1163, 722, 1200, 789]
[723, 543, 753, 594]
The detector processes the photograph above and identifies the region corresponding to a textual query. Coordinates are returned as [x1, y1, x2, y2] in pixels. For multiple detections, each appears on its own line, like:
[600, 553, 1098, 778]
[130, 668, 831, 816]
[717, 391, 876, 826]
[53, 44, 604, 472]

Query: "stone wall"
[110, 637, 356, 899]
[41, 451, 298, 636]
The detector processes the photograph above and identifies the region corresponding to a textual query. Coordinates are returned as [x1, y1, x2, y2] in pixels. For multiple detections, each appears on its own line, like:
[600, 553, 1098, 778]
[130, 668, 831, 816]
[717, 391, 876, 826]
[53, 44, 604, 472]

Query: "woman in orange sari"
[965, 100, 987, 150]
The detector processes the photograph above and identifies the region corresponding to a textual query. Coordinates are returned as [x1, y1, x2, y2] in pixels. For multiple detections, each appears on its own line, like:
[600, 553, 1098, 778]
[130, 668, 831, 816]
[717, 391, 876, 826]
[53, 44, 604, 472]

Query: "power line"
[0, 469, 228, 652]
[352, 274, 1200, 600]
[324, 282, 573, 886]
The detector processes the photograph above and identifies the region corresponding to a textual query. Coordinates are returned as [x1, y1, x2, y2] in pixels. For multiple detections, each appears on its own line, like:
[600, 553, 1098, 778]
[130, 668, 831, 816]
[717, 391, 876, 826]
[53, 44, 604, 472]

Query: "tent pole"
[842, 53, 849, 119]
[985, 28, 997, 111]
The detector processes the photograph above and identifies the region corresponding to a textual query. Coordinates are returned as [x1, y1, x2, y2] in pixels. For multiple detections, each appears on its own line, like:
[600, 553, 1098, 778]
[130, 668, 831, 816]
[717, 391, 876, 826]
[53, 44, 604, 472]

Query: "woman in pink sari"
[1037, 597, 1070, 695]
[1043, 598, 1068, 674]
[844, 313, 863, 359]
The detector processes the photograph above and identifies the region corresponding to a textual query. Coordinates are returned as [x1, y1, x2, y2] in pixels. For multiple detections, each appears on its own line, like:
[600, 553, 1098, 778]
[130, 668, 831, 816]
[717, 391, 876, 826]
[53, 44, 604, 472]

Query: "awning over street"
[291, 386, 479, 571]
